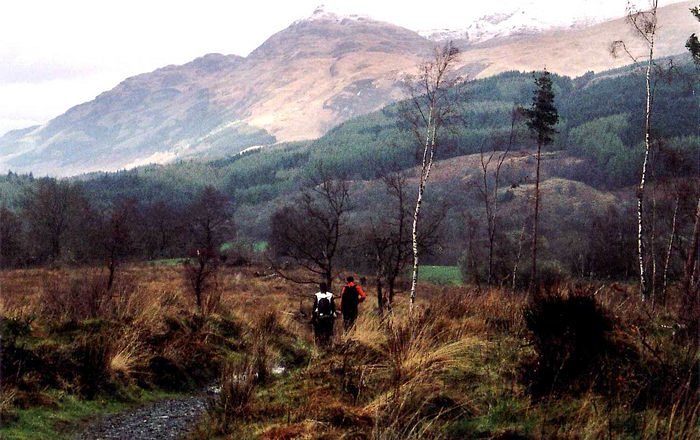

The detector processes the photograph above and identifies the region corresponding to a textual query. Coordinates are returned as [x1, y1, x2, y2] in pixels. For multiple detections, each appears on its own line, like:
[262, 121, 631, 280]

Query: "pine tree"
[524, 70, 559, 293]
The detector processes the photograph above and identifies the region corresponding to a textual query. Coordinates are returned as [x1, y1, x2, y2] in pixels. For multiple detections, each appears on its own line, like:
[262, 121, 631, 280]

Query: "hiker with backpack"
[340, 276, 366, 331]
[312, 282, 336, 347]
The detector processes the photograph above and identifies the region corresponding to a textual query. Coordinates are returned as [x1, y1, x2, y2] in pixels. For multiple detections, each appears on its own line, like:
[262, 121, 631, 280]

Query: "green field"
[148, 258, 187, 266]
[253, 241, 268, 252]
[420, 265, 463, 286]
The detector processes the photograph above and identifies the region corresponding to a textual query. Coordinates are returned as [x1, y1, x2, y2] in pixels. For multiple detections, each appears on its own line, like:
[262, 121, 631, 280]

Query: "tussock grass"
[108, 329, 149, 381]
[1, 265, 697, 439]
[0, 263, 313, 438]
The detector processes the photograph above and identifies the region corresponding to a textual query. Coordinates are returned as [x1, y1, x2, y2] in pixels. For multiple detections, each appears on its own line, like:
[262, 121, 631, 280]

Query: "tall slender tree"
[524, 70, 558, 294]
[400, 42, 461, 309]
[476, 106, 523, 284]
[611, 0, 659, 300]
[684, 5, 700, 299]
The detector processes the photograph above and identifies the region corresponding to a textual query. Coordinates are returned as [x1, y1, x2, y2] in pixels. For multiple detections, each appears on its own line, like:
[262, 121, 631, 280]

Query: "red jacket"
[340, 281, 366, 311]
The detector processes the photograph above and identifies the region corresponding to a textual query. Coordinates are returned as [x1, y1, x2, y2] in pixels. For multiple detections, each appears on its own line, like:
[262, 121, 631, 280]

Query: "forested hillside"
[49, 59, 699, 203]
[1, 59, 697, 282]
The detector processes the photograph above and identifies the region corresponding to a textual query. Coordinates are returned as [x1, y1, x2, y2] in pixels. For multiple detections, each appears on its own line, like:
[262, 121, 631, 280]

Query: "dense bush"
[0, 317, 36, 389]
[523, 292, 635, 397]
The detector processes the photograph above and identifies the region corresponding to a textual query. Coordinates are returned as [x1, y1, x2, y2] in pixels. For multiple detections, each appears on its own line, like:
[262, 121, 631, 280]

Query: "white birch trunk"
[410, 119, 436, 309]
[637, 28, 655, 301]
[684, 198, 700, 293]
[512, 222, 526, 292]
[661, 196, 679, 299]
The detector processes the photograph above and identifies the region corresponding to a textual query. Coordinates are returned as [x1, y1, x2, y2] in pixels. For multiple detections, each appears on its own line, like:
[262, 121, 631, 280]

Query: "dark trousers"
[314, 317, 334, 347]
[343, 311, 357, 332]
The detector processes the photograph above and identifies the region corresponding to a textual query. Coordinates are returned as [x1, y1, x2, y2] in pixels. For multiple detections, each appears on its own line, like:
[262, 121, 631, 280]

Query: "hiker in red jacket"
[340, 276, 366, 331]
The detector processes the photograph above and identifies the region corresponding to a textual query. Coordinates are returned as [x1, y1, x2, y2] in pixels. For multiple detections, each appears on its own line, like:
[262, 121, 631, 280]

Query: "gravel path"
[76, 395, 209, 440]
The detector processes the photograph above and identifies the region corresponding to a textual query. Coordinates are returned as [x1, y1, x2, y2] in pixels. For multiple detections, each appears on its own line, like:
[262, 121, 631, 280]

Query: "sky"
[0, 0, 681, 136]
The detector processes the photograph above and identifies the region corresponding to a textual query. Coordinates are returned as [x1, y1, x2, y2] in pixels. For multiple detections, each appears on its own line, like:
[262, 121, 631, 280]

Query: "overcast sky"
[0, 0, 681, 136]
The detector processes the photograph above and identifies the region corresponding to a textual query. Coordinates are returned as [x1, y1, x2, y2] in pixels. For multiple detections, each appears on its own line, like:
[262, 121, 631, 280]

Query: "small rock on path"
[77, 396, 208, 440]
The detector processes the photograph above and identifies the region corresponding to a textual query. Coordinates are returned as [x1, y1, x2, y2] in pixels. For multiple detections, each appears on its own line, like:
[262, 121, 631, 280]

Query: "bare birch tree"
[683, 198, 700, 295]
[366, 169, 445, 313]
[611, 0, 659, 300]
[400, 42, 461, 308]
[512, 221, 527, 291]
[476, 106, 523, 284]
[661, 193, 680, 299]
[365, 171, 411, 313]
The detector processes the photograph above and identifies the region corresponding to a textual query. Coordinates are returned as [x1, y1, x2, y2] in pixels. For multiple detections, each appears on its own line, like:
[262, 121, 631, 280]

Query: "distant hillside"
[0, 1, 695, 176]
[1, 59, 696, 271]
[50, 61, 697, 212]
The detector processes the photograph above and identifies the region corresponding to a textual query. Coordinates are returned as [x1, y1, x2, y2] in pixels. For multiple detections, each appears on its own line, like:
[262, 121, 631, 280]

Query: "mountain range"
[419, 0, 620, 43]
[0, 1, 696, 177]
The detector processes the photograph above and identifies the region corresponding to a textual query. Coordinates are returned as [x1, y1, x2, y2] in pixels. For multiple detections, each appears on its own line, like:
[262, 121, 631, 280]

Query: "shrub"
[74, 334, 113, 399]
[250, 311, 281, 384]
[148, 314, 220, 389]
[41, 272, 111, 322]
[514, 261, 567, 291]
[48, 273, 140, 323]
[523, 291, 631, 396]
[108, 329, 148, 383]
[148, 356, 191, 391]
[0, 317, 36, 388]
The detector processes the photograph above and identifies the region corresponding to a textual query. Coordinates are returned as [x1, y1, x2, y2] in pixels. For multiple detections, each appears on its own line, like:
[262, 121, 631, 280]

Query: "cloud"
[0, 74, 126, 135]
[0, 54, 100, 83]
[0, 118, 42, 136]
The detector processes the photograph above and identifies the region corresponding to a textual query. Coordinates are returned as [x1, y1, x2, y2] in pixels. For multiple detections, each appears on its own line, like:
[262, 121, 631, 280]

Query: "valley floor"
[0, 264, 697, 439]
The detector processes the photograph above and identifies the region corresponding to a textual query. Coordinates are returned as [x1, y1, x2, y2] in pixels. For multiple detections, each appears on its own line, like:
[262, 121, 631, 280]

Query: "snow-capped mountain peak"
[420, 1, 624, 44]
[297, 4, 371, 24]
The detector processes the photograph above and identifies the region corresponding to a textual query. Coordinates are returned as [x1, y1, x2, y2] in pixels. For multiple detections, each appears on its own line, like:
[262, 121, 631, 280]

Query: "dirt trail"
[76, 395, 208, 440]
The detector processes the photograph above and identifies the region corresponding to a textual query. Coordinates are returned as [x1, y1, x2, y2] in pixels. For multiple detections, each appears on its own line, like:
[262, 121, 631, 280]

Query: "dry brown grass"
[330, 289, 519, 437]
[0, 264, 309, 328]
[0, 268, 49, 318]
[2, 264, 697, 439]
[107, 328, 150, 382]
[0, 263, 314, 407]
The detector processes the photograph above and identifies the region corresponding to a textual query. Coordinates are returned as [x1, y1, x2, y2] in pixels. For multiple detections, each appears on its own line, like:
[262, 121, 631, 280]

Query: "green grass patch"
[420, 265, 463, 286]
[0, 389, 183, 440]
[220, 242, 235, 252]
[253, 241, 268, 253]
[148, 258, 187, 266]
[220, 240, 267, 253]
